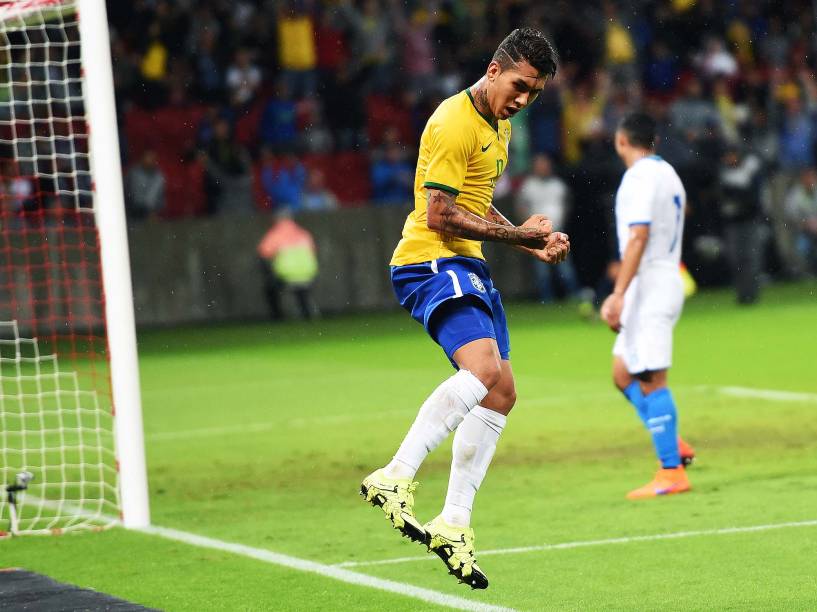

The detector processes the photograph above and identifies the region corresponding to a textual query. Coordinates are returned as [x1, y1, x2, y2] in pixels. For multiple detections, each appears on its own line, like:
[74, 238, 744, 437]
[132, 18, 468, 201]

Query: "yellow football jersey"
[390, 90, 511, 266]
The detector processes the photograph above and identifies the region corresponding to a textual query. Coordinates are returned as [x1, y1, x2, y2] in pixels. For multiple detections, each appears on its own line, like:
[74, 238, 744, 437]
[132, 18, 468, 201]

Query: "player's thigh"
[452, 337, 503, 390]
[481, 359, 516, 415]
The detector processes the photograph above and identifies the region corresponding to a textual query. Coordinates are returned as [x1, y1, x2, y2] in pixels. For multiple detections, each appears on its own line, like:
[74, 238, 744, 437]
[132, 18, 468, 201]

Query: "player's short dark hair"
[618, 112, 657, 149]
[493, 28, 558, 79]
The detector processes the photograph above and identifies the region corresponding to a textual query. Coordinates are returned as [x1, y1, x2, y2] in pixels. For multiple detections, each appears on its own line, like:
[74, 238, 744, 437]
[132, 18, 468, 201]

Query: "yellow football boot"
[360, 469, 426, 543]
[424, 516, 488, 589]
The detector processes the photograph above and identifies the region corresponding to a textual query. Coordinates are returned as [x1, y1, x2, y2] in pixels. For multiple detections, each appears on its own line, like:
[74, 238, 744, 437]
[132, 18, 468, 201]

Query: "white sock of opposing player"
[441, 405, 506, 527]
[384, 369, 488, 480]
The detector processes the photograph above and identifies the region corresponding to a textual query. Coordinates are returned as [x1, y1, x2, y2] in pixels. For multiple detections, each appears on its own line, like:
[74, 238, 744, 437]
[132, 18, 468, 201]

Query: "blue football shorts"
[390, 256, 510, 367]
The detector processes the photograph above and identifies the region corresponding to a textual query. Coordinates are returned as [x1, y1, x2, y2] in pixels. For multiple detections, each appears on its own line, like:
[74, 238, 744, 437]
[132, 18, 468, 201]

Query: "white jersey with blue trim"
[615, 155, 686, 271]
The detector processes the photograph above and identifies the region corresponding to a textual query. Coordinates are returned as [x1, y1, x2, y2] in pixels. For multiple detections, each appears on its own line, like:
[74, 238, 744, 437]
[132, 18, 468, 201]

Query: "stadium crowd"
[102, 0, 817, 287]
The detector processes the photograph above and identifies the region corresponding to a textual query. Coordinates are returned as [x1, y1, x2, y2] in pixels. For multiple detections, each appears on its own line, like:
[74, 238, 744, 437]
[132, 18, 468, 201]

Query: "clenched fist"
[531, 231, 570, 264]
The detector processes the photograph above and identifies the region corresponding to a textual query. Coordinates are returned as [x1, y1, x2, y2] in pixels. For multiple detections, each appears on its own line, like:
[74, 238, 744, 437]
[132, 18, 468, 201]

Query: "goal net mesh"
[0, 0, 119, 534]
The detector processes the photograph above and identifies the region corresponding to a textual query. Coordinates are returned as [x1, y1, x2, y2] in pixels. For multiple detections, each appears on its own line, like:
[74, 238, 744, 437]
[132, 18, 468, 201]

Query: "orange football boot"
[627, 466, 691, 500]
[678, 437, 696, 466]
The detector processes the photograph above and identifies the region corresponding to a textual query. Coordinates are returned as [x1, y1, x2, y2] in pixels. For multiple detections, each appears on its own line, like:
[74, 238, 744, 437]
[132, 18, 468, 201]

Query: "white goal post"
[0, 0, 149, 532]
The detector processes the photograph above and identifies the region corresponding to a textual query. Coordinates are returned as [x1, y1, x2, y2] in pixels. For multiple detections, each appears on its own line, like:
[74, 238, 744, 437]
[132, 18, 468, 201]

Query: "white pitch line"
[335, 519, 817, 568]
[142, 524, 515, 612]
[22, 498, 514, 611]
[712, 386, 817, 403]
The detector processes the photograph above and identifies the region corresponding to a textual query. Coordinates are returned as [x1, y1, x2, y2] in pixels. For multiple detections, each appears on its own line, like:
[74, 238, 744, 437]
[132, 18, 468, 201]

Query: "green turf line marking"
[335, 519, 817, 568]
[142, 525, 516, 612]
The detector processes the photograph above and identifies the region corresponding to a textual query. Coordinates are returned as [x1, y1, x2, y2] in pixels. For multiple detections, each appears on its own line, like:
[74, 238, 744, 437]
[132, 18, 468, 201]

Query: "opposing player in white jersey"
[601, 112, 692, 499]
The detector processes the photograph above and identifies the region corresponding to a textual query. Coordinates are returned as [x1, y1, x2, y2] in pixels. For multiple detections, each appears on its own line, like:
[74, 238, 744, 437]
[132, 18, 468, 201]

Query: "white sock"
[384, 370, 488, 480]
[441, 405, 507, 527]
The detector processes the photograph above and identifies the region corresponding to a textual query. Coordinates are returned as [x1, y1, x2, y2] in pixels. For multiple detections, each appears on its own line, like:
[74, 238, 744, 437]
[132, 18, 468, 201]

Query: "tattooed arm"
[426, 189, 549, 249]
[486, 204, 571, 264]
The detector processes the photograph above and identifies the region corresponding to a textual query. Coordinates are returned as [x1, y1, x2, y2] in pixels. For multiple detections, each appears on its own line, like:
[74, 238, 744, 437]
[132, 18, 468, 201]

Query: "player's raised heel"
[424, 516, 488, 589]
[360, 469, 426, 543]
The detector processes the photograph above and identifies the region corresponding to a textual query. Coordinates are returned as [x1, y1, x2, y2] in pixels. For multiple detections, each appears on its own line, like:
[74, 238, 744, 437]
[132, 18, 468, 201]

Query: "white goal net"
[0, 0, 139, 534]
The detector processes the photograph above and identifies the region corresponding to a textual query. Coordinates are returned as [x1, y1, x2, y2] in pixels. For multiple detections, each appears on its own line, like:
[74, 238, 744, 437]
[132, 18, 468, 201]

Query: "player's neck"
[469, 79, 497, 125]
[625, 149, 652, 168]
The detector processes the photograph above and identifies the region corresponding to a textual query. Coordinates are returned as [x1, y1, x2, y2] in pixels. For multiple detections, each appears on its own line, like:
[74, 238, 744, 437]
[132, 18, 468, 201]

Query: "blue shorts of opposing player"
[391, 256, 510, 367]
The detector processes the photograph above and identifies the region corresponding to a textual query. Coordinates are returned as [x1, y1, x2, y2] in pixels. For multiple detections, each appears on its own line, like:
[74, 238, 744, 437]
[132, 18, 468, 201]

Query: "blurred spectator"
[314, 7, 347, 82]
[371, 134, 413, 206]
[719, 146, 766, 304]
[395, 6, 436, 93]
[784, 167, 817, 276]
[260, 79, 298, 151]
[299, 102, 334, 153]
[528, 78, 563, 160]
[561, 72, 609, 166]
[603, 1, 637, 86]
[138, 20, 169, 107]
[201, 118, 254, 214]
[301, 169, 339, 211]
[516, 154, 581, 302]
[669, 77, 721, 143]
[256, 211, 319, 320]
[261, 149, 307, 211]
[759, 16, 790, 68]
[726, 14, 754, 69]
[322, 64, 367, 150]
[196, 105, 220, 149]
[668, 76, 722, 238]
[125, 150, 166, 220]
[697, 37, 739, 80]
[140, 21, 168, 83]
[225, 48, 261, 108]
[191, 29, 223, 102]
[337, 0, 395, 93]
[778, 95, 817, 172]
[277, 1, 318, 98]
[643, 41, 679, 96]
[713, 78, 745, 145]
[743, 106, 778, 166]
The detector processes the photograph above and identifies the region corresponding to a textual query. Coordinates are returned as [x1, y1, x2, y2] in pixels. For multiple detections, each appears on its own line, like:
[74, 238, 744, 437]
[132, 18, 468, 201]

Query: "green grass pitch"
[4, 283, 817, 610]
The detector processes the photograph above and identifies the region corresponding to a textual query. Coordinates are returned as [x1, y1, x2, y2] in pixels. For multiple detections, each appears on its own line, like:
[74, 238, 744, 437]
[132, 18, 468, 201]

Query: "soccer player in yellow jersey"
[361, 28, 569, 589]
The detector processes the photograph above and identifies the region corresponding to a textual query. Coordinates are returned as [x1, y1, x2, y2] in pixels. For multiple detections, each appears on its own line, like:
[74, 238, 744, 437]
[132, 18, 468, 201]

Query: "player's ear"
[486, 60, 501, 81]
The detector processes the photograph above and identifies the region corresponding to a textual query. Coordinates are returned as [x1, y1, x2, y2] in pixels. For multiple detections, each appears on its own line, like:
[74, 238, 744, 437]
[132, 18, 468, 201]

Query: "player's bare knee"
[612, 359, 631, 391]
[483, 377, 516, 413]
[470, 361, 502, 390]
[612, 372, 629, 392]
[500, 388, 517, 412]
